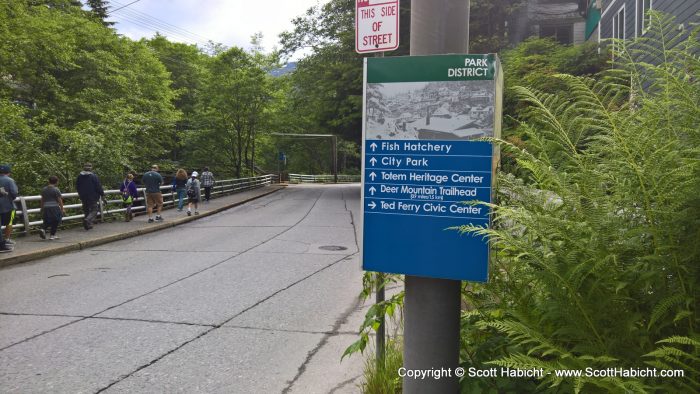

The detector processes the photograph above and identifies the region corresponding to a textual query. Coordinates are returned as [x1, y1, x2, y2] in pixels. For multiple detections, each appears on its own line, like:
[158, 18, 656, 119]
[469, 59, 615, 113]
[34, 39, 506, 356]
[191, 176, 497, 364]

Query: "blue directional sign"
[361, 54, 502, 282]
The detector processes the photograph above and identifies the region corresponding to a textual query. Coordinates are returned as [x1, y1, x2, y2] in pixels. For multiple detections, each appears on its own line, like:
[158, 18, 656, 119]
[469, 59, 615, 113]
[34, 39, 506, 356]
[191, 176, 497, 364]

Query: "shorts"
[0, 211, 13, 226]
[189, 197, 199, 203]
[146, 192, 163, 207]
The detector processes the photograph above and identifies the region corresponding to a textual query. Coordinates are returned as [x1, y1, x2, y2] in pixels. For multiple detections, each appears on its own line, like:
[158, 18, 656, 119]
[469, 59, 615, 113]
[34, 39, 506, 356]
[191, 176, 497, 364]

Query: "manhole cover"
[319, 245, 348, 251]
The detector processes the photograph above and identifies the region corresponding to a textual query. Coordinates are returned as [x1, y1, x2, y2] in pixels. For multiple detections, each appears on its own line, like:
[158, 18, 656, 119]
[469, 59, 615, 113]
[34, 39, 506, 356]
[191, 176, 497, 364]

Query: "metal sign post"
[360, 1, 503, 392]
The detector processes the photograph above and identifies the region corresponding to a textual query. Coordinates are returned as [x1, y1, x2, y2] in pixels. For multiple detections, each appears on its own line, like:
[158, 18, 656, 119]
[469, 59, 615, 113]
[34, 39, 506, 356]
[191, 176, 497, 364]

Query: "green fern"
[459, 11, 699, 393]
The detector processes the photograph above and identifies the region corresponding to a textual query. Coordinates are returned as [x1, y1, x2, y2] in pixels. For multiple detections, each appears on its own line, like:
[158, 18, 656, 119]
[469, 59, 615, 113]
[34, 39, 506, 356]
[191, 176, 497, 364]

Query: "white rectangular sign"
[355, 0, 400, 53]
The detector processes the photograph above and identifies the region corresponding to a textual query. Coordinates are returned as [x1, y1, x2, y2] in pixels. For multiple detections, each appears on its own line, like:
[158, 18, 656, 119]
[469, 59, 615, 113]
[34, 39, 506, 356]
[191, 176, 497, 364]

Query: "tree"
[145, 34, 208, 163]
[0, 1, 178, 189]
[86, 0, 113, 26]
[469, 0, 525, 53]
[278, 0, 410, 168]
[194, 47, 273, 177]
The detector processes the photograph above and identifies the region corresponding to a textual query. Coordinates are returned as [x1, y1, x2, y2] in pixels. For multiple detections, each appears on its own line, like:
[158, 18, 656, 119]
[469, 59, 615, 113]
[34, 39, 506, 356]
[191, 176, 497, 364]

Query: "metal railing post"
[19, 197, 30, 234]
[98, 198, 104, 222]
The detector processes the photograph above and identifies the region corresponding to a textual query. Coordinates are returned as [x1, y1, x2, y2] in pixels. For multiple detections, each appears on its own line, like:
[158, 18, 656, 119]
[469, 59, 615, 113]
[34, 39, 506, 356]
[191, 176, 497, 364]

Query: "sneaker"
[0, 247, 12, 253]
[155, 215, 163, 221]
[5, 239, 15, 245]
[49, 235, 60, 240]
[148, 218, 155, 223]
[194, 211, 199, 215]
[39, 229, 46, 240]
[177, 208, 183, 212]
[187, 210, 192, 216]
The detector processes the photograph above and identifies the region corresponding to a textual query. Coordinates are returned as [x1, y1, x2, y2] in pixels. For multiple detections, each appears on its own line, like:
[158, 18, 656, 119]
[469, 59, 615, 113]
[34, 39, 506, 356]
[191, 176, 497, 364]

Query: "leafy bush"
[459, 12, 699, 392]
[349, 12, 698, 394]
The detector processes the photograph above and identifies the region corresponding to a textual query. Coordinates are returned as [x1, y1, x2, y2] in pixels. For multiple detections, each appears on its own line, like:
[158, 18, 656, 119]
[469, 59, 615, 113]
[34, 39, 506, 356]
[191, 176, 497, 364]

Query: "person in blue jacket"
[119, 173, 138, 222]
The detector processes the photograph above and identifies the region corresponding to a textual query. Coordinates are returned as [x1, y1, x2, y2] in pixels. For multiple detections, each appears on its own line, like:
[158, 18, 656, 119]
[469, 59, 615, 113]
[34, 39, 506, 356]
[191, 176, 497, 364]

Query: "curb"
[0, 185, 286, 269]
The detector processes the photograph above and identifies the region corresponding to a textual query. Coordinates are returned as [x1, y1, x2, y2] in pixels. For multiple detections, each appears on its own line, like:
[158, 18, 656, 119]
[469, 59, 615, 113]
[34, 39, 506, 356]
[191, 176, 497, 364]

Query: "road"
[0, 184, 368, 393]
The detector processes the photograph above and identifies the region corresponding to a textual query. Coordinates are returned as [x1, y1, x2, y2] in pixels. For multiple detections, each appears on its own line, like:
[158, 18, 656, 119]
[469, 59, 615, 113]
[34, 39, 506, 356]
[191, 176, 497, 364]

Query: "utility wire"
[115, 15, 207, 46]
[109, 0, 142, 13]
[109, 0, 215, 45]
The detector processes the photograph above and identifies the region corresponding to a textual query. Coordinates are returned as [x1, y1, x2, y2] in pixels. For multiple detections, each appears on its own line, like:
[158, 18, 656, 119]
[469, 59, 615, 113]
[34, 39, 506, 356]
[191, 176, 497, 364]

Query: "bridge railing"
[288, 174, 360, 184]
[5, 174, 275, 235]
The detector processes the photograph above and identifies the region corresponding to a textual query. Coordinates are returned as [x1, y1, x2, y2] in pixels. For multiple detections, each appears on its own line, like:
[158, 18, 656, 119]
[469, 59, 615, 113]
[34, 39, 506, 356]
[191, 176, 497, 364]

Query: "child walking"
[39, 176, 65, 240]
[186, 171, 201, 216]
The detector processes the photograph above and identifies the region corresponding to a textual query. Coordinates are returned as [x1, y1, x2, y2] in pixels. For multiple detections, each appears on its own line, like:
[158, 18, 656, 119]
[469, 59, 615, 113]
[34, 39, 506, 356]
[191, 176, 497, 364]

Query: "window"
[637, 0, 652, 36]
[540, 25, 573, 45]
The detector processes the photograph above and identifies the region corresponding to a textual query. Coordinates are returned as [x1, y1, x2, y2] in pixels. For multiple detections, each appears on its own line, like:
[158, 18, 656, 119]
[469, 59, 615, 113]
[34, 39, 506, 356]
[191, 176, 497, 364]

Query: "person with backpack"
[76, 163, 105, 230]
[39, 176, 65, 240]
[200, 167, 215, 203]
[0, 164, 18, 252]
[119, 173, 138, 222]
[186, 171, 201, 216]
[172, 168, 188, 212]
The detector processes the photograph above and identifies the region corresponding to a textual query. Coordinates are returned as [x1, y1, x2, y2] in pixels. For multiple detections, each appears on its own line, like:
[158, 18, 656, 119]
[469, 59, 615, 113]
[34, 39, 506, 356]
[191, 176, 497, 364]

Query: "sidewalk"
[0, 185, 286, 269]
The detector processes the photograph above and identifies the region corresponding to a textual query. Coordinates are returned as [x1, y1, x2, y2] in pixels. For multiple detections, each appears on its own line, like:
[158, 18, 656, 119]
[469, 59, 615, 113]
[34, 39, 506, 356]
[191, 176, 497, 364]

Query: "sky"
[103, 0, 328, 57]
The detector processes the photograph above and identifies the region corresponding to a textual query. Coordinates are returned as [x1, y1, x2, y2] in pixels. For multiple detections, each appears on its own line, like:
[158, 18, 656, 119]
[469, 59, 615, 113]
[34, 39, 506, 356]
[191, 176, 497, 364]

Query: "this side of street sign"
[361, 54, 502, 282]
[355, 0, 400, 53]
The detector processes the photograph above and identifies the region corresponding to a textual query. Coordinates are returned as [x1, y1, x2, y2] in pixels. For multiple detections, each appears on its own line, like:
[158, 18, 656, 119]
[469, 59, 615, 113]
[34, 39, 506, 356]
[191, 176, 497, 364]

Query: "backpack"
[186, 181, 196, 198]
[122, 181, 133, 204]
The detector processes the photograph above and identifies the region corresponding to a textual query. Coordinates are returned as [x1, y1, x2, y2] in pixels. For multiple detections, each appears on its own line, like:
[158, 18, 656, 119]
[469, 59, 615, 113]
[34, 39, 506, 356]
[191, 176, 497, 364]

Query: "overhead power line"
[109, 0, 215, 46]
[110, 0, 141, 13]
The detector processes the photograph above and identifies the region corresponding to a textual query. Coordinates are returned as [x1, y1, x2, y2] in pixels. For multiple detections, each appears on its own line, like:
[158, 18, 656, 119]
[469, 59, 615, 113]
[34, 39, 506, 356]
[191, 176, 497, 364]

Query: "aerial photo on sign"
[366, 80, 494, 140]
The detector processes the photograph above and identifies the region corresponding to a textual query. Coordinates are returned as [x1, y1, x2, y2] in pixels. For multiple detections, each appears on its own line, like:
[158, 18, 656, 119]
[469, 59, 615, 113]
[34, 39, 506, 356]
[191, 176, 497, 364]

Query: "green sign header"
[366, 54, 497, 83]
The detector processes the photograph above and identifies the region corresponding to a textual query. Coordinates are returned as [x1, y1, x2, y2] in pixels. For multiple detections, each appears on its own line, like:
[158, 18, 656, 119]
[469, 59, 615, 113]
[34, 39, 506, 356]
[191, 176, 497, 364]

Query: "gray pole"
[404, 1, 469, 393]
[374, 51, 386, 370]
[332, 135, 338, 183]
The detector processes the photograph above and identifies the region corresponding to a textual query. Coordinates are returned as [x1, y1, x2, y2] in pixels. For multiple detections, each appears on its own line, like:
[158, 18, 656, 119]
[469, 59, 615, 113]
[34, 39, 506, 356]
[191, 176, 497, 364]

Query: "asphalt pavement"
[0, 184, 371, 393]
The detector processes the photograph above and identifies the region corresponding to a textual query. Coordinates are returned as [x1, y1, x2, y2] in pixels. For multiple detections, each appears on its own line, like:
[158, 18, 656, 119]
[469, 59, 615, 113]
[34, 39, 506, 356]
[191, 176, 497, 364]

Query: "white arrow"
[368, 201, 376, 209]
[369, 172, 377, 181]
[370, 142, 377, 152]
[369, 186, 376, 195]
[369, 157, 377, 166]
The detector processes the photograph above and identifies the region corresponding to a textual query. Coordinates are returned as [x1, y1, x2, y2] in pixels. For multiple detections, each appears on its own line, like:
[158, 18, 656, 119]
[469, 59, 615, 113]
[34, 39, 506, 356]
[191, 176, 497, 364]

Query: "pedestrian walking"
[172, 168, 188, 212]
[0, 164, 18, 253]
[119, 173, 138, 222]
[200, 167, 215, 203]
[142, 164, 164, 223]
[39, 176, 65, 240]
[76, 163, 104, 230]
[186, 171, 201, 216]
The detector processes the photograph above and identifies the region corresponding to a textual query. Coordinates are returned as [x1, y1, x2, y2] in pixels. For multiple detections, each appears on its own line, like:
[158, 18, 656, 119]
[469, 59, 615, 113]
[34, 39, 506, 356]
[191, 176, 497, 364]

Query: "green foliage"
[190, 46, 276, 177]
[0, 1, 178, 192]
[343, 272, 403, 361]
[458, 13, 699, 392]
[361, 338, 403, 394]
[469, 0, 525, 53]
[276, 0, 410, 173]
[86, 0, 113, 26]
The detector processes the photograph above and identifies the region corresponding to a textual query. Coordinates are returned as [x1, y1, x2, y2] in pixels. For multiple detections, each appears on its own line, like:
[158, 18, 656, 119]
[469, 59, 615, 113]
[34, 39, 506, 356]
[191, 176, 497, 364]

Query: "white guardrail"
[4, 174, 278, 235]
[288, 174, 360, 184]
